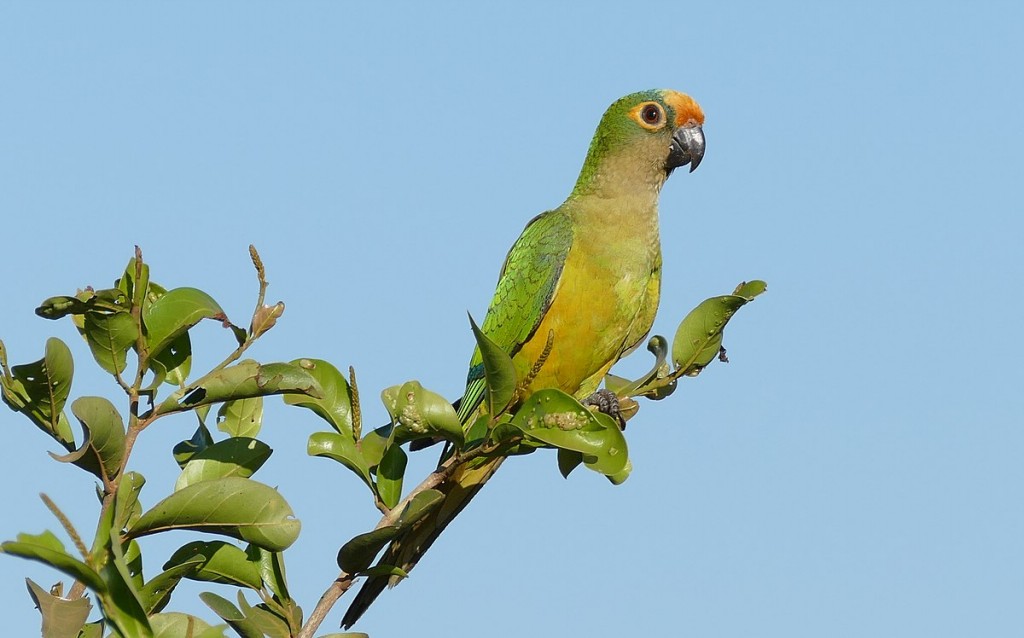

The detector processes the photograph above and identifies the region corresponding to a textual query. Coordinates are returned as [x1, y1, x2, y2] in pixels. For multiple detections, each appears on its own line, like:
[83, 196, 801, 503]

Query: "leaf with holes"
[216, 398, 263, 438]
[156, 360, 322, 415]
[144, 287, 224, 360]
[149, 332, 192, 387]
[2, 337, 75, 447]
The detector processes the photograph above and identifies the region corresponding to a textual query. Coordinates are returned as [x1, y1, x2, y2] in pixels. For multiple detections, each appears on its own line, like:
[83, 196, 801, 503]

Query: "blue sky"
[1, 2, 1021, 636]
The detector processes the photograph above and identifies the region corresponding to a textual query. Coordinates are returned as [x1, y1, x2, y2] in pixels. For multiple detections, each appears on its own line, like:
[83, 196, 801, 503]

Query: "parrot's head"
[573, 89, 705, 198]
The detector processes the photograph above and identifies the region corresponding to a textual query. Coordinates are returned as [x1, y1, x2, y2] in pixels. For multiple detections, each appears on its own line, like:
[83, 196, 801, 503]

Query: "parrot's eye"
[640, 104, 663, 126]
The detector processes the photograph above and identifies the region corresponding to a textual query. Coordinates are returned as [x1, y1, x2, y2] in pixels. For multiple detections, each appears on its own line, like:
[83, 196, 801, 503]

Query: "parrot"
[342, 88, 705, 628]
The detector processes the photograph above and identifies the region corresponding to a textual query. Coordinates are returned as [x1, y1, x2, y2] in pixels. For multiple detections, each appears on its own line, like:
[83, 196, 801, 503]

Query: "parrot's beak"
[667, 124, 705, 174]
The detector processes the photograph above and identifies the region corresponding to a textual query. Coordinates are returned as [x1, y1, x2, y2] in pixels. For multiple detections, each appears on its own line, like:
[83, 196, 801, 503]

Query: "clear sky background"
[1, 2, 1022, 636]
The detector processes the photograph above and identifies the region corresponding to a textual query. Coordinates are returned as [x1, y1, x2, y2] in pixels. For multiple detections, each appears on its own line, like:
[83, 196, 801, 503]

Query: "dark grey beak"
[667, 124, 705, 174]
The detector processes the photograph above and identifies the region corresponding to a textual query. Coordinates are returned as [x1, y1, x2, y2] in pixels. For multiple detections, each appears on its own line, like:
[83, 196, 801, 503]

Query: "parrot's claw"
[582, 389, 626, 430]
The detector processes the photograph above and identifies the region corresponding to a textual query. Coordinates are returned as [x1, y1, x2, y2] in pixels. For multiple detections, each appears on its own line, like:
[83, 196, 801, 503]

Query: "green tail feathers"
[341, 456, 505, 628]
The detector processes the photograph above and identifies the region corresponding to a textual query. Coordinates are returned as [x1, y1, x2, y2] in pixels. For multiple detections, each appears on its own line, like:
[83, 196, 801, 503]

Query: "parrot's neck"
[565, 185, 662, 257]
[569, 143, 669, 207]
[566, 136, 670, 251]
[567, 155, 664, 230]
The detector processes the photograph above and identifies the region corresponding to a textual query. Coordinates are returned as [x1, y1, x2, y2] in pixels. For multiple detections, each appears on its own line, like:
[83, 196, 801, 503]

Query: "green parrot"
[342, 88, 705, 628]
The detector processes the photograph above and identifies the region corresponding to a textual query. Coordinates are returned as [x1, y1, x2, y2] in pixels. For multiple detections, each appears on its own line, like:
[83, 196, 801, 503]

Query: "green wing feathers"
[458, 210, 574, 420]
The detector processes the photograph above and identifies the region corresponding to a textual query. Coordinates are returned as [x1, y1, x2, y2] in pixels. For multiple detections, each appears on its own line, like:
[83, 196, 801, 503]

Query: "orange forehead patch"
[663, 90, 704, 127]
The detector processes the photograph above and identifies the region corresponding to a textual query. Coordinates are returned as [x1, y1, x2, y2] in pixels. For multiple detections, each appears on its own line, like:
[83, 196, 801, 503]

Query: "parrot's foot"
[582, 389, 626, 430]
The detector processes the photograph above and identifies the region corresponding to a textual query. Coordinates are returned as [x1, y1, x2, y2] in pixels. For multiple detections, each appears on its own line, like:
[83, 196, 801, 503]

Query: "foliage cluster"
[0, 247, 763, 637]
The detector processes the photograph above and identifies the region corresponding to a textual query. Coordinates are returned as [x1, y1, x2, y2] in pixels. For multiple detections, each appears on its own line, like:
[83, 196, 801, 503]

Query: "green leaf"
[139, 554, 207, 614]
[380, 381, 463, 445]
[116, 256, 151, 308]
[733, 279, 768, 298]
[510, 389, 629, 476]
[307, 431, 372, 487]
[149, 612, 226, 638]
[25, 577, 92, 638]
[397, 489, 444, 528]
[335, 490, 445, 574]
[36, 288, 130, 319]
[78, 622, 104, 638]
[127, 477, 300, 552]
[557, 448, 583, 479]
[164, 541, 262, 590]
[359, 564, 408, 579]
[606, 459, 632, 486]
[464, 413, 490, 448]
[608, 335, 677, 400]
[337, 526, 402, 574]
[79, 311, 139, 376]
[469, 314, 517, 415]
[143, 287, 225, 359]
[173, 423, 214, 468]
[50, 396, 125, 481]
[149, 332, 192, 387]
[216, 397, 263, 438]
[672, 281, 766, 376]
[114, 472, 146, 533]
[236, 593, 291, 638]
[35, 295, 93, 319]
[93, 504, 153, 638]
[124, 538, 144, 590]
[0, 531, 105, 593]
[156, 360, 322, 415]
[200, 592, 263, 638]
[284, 359, 354, 436]
[250, 545, 290, 602]
[175, 437, 273, 491]
[3, 337, 75, 447]
[376, 445, 407, 509]
[356, 426, 390, 470]
[602, 372, 631, 396]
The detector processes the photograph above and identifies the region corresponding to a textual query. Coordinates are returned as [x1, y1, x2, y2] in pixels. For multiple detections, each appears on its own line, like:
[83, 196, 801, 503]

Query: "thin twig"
[145, 247, 275, 423]
[297, 574, 358, 638]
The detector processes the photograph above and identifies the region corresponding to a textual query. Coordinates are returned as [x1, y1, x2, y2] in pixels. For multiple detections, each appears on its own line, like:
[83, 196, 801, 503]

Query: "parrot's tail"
[341, 455, 506, 629]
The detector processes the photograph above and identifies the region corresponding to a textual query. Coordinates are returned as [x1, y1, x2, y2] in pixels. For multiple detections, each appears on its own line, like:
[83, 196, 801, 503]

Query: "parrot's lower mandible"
[342, 89, 705, 628]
